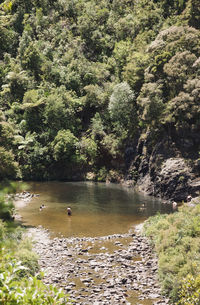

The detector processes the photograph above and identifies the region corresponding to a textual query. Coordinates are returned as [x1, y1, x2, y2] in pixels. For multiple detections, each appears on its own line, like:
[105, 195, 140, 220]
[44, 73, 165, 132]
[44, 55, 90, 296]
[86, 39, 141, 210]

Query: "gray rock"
[28, 227, 168, 304]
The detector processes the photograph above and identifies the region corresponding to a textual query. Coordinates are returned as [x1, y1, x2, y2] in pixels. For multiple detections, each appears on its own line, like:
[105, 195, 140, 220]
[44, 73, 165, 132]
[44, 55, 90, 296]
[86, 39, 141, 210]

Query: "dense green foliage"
[1, 2, 199, 301]
[0, 223, 71, 304]
[0, 0, 199, 181]
[143, 204, 200, 304]
[0, 187, 71, 305]
[177, 274, 200, 305]
[0, 181, 18, 220]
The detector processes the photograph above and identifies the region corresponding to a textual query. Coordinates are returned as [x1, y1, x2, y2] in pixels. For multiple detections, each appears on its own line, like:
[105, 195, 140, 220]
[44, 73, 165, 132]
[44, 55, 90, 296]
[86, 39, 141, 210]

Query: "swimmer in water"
[67, 207, 72, 216]
[39, 204, 45, 211]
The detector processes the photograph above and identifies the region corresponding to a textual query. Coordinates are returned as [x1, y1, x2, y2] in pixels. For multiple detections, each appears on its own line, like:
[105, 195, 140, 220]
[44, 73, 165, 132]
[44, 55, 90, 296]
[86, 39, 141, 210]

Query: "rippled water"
[18, 181, 173, 238]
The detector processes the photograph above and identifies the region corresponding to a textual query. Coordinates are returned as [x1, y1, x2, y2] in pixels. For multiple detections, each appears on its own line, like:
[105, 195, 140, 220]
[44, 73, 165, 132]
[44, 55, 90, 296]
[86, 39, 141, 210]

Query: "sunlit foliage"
[0, 0, 199, 181]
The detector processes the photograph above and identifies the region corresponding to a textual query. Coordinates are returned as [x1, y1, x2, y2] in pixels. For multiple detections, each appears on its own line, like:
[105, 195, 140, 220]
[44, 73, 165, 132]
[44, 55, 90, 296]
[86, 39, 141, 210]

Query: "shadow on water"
[17, 182, 173, 238]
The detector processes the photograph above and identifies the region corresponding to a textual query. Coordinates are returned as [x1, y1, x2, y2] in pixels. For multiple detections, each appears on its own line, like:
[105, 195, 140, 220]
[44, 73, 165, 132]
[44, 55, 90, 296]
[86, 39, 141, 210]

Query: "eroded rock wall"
[127, 131, 200, 201]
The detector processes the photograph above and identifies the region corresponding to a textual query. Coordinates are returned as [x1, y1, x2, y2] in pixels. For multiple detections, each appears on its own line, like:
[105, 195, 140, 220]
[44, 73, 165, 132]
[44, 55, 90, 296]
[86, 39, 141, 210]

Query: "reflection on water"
[18, 182, 173, 237]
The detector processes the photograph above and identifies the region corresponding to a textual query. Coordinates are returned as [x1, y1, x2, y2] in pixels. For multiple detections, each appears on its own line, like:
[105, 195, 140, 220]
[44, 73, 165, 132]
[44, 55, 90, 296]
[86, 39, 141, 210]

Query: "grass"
[143, 202, 200, 304]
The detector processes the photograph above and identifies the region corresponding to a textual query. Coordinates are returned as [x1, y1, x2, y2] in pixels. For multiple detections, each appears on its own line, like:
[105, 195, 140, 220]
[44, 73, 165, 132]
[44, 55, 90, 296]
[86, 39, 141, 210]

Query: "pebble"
[27, 227, 169, 304]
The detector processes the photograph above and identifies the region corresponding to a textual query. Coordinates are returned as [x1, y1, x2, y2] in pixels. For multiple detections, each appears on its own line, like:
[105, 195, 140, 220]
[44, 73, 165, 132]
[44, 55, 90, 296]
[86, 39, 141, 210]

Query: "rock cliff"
[127, 129, 200, 202]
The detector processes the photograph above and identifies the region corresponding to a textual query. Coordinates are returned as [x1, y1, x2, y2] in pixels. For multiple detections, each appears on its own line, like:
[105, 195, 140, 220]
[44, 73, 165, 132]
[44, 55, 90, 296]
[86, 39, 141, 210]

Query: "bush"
[0, 220, 5, 242]
[176, 274, 200, 305]
[0, 257, 71, 305]
[0, 184, 72, 304]
[0, 193, 13, 221]
[15, 248, 39, 277]
[143, 203, 200, 302]
[97, 166, 108, 182]
[0, 222, 72, 305]
[0, 147, 19, 181]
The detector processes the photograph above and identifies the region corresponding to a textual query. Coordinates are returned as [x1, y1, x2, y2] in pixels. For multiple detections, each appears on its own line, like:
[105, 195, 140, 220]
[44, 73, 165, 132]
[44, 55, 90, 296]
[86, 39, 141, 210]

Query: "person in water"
[67, 207, 72, 216]
[39, 204, 45, 211]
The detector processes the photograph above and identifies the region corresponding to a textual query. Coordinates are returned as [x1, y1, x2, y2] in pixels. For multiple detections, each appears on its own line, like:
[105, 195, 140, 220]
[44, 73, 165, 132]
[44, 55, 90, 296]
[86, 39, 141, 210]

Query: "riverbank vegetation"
[0, 184, 71, 304]
[0, 0, 200, 182]
[0, 0, 200, 302]
[143, 202, 200, 304]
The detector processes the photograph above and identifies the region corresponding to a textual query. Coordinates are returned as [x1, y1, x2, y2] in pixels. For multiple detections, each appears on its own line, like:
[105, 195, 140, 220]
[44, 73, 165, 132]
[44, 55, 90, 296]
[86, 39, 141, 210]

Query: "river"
[18, 181, 172, 305]
[18, 181, 172, 238]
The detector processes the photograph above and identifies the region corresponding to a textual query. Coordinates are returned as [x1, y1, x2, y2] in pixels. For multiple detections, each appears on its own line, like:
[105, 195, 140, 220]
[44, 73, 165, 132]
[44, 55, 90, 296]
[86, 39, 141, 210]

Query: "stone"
[27, 227, 168, 304]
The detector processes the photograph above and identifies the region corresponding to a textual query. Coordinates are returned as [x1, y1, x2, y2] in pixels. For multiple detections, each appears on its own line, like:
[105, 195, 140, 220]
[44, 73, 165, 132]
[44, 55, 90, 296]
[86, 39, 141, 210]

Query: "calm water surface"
[19, 182, 173, 238]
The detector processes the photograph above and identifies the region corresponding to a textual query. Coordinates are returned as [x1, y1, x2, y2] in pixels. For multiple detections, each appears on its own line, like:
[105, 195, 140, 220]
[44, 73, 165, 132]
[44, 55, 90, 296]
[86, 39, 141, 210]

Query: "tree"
[43, 87, 78, 137]
[165, 78, 200, 128]
[113, 40, 132, 79]
[21, 42, 43, 81]
[163, 51, 197, 96]
[109, 82, 134, 123]
[108, 82, 138, 138]
[188, 0, 200, 29]
[78, 135, 98, 166]
[51, 129, 78, 162]
[0, 147, 19, 180]
[138, 82, 164, 128]
[123, 52, 149, 92]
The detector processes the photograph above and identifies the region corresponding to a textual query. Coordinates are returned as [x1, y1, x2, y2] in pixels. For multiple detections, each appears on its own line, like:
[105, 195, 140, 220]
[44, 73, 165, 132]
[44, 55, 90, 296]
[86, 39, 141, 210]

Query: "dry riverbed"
[27, 227, 169, 305]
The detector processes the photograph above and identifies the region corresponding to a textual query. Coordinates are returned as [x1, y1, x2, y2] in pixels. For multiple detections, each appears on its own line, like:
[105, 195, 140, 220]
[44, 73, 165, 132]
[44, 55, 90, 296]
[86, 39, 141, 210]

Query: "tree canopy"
[0, 0, 199, 181]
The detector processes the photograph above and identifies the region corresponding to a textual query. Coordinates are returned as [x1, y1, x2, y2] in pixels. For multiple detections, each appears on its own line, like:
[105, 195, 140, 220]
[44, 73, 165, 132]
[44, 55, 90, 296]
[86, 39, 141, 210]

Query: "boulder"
[130, 134, 200, 201]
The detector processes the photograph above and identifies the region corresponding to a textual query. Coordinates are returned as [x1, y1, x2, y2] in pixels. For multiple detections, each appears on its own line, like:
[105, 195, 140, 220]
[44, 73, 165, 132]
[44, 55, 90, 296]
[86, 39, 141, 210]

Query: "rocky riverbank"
[13, 191, 39, 220]
[27, 227, 169, 305]
[127, 134, 200, 202]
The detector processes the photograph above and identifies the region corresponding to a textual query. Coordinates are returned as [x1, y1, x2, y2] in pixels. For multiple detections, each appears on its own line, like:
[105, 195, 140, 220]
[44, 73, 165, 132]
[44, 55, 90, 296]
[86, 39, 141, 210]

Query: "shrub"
[0, 183, 71, 304]
[0, 220, 5, 242]
[0, 147, 19, 181]
[0, 258, 71, 305]
[15, 248, 39, 277]
[0, 221, 72, 304]
[97, 166, 107, 182]
[143, 203, 200, 302]
[176, 274, 200, 305]
[0, 193, 13, 221]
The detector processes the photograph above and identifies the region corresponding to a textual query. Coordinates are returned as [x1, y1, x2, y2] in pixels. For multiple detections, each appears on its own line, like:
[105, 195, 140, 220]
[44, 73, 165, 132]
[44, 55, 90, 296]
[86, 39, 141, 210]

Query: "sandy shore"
[13, 191, 36, 220]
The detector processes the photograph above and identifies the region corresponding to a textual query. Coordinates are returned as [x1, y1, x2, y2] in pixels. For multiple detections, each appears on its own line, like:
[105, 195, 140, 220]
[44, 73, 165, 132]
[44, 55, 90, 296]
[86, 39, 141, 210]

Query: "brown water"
[19, 181, 173, 238]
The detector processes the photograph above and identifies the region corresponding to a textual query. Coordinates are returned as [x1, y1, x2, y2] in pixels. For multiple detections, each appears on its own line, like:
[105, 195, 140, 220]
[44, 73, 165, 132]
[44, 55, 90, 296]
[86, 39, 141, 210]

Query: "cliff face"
[127, 128, 200, 201]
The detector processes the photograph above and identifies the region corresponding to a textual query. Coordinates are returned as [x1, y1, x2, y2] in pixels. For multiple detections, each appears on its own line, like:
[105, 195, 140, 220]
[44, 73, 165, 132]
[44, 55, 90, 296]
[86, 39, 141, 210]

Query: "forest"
[0, 1, 200, 304]
[0, 0, 199, 184]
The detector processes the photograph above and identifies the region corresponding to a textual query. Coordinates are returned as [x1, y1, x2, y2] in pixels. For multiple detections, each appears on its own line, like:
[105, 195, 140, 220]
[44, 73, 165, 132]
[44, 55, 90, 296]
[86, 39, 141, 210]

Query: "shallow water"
[19, 181, 173, 238]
